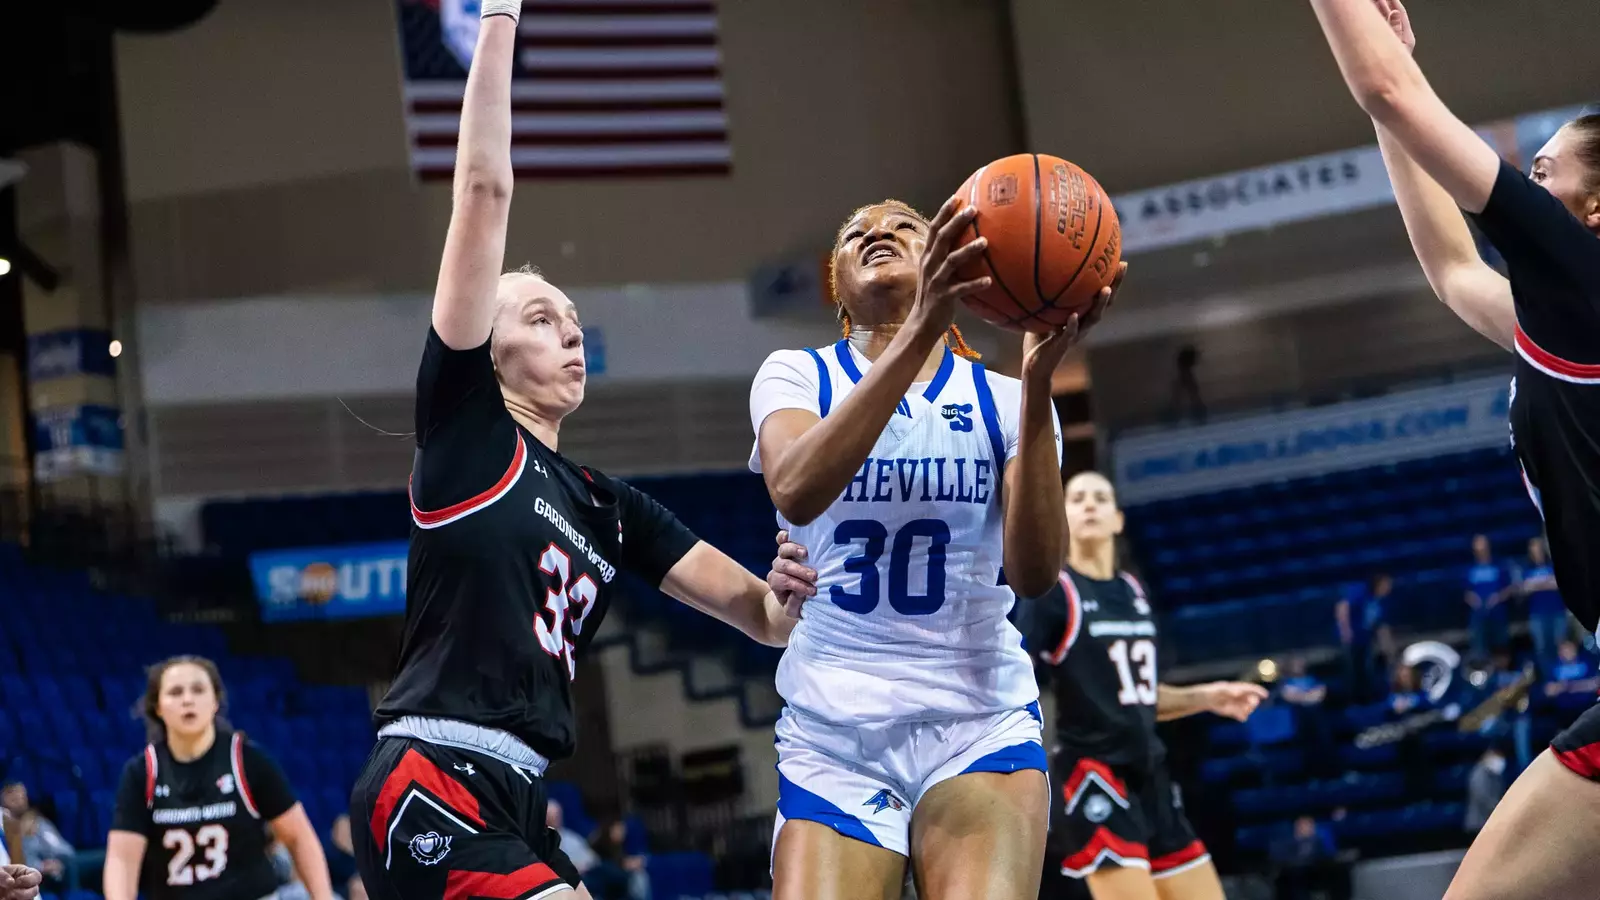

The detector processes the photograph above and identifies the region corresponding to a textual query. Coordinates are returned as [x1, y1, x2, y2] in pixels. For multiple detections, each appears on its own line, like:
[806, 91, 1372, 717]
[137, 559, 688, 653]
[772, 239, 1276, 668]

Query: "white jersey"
[749, 339, 1057, 726]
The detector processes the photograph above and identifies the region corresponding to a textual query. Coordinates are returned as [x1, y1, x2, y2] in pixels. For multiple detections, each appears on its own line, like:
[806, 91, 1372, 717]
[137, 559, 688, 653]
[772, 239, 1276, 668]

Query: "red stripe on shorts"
[444, 862, 564, 900]
[369, 749, 487, 848]
[1151, 839, 1209, 873]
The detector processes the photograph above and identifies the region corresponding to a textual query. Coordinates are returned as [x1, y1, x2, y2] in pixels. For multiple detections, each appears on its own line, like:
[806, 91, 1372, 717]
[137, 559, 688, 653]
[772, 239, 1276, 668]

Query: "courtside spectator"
[1465, 745, 1510, 832]
[328, 814, 362, 900]
[1279, 657, 1335, 775]
[1519, 537, 1566, 667]
[1542, 639, 1600, 713]
[1279, 656, 1328, 707]
[1270, 815, 1345, 900]
[1464, 534, 1513, 660]
[1387, 664, 1428, 717]
[1336, 573, 1396, 700]
[592, 819, 650, 900]
[546, 801, 600, 885]
[0, 783, 75, 892]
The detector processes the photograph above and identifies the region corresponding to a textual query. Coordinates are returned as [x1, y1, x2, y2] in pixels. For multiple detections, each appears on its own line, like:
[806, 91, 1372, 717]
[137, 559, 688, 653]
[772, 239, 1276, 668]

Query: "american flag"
[397, 0, 731, 179]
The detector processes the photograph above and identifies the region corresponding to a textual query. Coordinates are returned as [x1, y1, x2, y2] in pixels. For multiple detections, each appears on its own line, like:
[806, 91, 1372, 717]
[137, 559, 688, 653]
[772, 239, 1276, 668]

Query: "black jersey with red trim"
[1469, 159, 1600, 633]
[373, 329, 700, 760]
[111, 730, 295, 900]
[1022, 567, 1163, 770]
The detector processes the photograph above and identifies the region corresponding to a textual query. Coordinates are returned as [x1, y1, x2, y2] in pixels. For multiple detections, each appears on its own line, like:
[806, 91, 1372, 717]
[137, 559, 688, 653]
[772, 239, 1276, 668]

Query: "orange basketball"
[952, 154, 1122, 333]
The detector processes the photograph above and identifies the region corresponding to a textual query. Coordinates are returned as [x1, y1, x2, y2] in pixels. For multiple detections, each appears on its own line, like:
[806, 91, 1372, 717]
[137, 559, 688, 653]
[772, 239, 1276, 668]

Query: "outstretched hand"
[1021, 261, 1128, 383]
[768, 530, 818, 618]
[1206, 682, 1270, 722]
[1373, 0, 1415, 53]
[911, 196, 994, 337]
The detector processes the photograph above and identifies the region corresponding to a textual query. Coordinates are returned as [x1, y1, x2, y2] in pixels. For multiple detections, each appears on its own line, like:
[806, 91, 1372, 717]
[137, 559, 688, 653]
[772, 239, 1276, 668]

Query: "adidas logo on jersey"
[216, 774, 235, 795]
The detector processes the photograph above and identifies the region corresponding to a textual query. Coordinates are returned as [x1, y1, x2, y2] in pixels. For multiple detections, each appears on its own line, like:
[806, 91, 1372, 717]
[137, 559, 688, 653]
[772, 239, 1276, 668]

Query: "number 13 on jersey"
[1109, 638, 1157, 706]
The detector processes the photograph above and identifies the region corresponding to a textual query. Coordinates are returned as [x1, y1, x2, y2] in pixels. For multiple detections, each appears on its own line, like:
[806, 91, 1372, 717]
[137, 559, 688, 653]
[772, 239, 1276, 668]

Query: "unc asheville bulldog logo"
[863, 789, 905, 814]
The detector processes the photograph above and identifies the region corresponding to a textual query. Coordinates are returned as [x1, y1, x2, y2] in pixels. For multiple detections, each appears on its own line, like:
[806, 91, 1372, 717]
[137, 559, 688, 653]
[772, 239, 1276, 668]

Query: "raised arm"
[757, 200, 989, 525]
[1356, 2, 1513, 349]
[1379, 124, 1515, 348]
[431, 3, 521, 350]
[1001, 265, 1124, 597]
[1309, 0, 1500, 214]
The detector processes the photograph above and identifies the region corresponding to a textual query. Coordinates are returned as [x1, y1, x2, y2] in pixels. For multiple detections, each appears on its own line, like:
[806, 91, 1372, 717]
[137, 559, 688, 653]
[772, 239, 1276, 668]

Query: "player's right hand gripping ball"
[952, 153, 1122, 333]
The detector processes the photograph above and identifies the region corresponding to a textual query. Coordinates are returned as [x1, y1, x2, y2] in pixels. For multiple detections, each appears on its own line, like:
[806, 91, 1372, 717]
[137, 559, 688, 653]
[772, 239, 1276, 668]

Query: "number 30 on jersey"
[831, 518, 951, 615]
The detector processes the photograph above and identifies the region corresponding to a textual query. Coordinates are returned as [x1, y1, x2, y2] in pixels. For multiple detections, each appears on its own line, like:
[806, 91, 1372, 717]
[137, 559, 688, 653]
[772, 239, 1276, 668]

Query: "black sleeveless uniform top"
[111, 730, 295, 900]
[373, 329, 700, 760]
[1469, 159, 1600, 633]
[1022, 567, 1164, 772]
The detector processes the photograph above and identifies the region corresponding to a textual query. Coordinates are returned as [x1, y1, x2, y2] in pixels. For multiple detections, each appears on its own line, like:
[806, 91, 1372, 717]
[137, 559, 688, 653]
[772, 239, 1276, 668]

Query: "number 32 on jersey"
[535, 543, 599, 679]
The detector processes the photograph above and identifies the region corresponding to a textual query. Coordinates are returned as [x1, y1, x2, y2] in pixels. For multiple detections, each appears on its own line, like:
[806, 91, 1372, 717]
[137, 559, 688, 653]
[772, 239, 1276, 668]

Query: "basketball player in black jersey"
[1024, 472, 1265, 900]
[1311, 1, 1600, 897]
[349, 5, 809, 900]
[103, 656, 332, 900]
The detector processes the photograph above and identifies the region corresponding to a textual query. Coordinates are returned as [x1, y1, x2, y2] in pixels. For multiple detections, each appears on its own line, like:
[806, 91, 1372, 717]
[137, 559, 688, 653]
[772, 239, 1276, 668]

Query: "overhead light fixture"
[0, 258, 10, 277]
[109, 339, 123, 358]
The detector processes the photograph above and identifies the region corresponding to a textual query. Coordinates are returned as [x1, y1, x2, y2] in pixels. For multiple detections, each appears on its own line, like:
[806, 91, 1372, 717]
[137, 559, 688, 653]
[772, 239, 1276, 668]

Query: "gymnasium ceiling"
[61, 0, 1600, 312]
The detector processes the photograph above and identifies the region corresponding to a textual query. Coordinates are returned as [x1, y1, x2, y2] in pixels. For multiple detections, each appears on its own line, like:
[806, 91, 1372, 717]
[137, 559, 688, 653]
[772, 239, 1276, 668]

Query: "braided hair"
[831, 200, 980, 361]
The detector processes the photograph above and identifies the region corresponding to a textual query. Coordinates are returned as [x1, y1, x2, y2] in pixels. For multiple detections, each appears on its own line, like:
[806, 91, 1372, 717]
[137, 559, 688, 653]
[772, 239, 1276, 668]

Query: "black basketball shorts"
[1551, 702, 1600, 781]
[351, 737, 580, 900]
[1042, 756, 1209, 893]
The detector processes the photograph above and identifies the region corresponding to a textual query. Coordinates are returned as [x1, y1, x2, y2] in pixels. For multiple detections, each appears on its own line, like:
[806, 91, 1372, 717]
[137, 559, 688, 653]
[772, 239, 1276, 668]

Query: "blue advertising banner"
[27, 329, 115, 380]
[248, 541, 409, 622]
[1112, 375, 1512, 505]
[32, 404, 125, 482]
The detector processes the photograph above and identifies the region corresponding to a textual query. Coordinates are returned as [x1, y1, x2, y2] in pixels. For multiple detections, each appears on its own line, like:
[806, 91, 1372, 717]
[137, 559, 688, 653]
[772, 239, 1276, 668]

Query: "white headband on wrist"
[481, 0, 520, 22]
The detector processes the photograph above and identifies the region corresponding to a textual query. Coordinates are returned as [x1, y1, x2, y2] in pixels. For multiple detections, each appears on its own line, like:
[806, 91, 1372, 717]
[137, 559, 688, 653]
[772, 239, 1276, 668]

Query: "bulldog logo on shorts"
[1084, 793, 1113, 824]
[409, 831, 453, 866]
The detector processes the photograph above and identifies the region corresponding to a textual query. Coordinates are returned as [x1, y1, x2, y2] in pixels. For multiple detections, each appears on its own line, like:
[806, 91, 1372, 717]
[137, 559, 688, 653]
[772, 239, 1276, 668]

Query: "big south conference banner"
[248, 541, 408, 622]
[1111, 375, 1512, 505]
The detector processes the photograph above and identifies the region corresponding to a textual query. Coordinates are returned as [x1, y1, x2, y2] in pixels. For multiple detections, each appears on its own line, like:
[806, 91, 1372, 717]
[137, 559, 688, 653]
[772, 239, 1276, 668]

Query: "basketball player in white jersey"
[750, 196, 1126, 900]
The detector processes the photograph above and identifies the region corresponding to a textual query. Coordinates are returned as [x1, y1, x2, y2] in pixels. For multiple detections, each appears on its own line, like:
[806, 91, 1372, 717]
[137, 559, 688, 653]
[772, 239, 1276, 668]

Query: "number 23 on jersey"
[165, 824, 229, 886]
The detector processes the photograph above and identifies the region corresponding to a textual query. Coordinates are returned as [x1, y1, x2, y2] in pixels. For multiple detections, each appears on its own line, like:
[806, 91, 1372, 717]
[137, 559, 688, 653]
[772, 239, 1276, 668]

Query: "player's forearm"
[1003, 382, 1065, 598]
[765, 329, 945, 525]
[101, 857, 139, 900]
[1309, 0, 1426, 123]
[454, 16, 516, 199]
[1377, 125, 1514, 349]
[661, 543, 793, 647]
[1155, 683, 1210, 721]
[286, 833, 336, 900]
[431, 14, 517, 349]
[1378, 124, 1481, 277]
